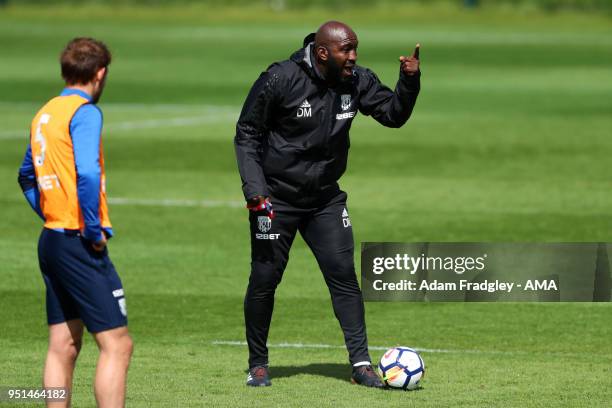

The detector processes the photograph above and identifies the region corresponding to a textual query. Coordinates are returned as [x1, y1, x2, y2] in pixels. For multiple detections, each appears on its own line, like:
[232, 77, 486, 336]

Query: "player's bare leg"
[44, 319, 84, 407]
[92, 327, 133, 408]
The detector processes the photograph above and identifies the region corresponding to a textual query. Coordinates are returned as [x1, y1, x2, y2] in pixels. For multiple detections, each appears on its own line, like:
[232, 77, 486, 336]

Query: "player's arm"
[71, 104, 106, 247]
[234, 65, 284, 203]
[358, 44, 421, 128]
[17, 142, 45, 220]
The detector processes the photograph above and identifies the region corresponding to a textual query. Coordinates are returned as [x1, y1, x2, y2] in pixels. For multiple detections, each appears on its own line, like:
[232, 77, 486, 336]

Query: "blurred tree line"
[1, 0, 611, 13]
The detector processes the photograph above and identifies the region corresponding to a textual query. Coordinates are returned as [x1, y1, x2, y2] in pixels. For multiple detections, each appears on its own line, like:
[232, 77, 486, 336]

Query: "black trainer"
[246, 365, 272, 387]
[351, 364, 386, 388]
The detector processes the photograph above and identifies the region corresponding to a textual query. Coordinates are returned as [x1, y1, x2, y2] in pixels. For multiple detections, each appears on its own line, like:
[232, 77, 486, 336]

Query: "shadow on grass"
[249, 364, 426, 392]
[270, 363, 423, 393]
[271, 363, 350, 382]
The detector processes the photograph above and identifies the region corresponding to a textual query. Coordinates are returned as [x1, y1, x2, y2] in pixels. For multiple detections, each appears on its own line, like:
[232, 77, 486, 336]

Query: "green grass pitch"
[1, 4, 611, 407]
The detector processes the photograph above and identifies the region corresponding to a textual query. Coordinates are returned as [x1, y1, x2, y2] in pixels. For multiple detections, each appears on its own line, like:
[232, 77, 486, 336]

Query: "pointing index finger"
[413, 43, 420, 59]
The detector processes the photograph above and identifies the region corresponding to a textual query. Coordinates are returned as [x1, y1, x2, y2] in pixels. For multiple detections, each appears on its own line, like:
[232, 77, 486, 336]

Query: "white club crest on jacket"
[340, 94, 351, 111]
[257, 216, 272, 233]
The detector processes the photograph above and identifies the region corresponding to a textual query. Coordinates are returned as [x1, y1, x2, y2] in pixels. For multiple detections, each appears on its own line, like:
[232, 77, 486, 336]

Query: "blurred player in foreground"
[18, 38, 132, 407]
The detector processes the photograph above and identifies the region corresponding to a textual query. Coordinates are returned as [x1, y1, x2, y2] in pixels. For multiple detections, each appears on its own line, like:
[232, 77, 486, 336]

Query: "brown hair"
[60, 38, 111, 85]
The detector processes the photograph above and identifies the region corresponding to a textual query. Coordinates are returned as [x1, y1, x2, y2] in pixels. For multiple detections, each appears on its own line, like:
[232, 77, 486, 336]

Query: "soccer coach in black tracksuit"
[234, 21, 420, 388]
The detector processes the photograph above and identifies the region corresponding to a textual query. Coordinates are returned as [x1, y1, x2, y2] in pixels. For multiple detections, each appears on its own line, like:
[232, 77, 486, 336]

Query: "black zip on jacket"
[235, 36, 420, 208]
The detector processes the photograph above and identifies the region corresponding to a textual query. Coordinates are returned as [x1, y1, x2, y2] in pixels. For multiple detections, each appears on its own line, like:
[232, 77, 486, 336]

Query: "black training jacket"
[235, 38, 420, 207]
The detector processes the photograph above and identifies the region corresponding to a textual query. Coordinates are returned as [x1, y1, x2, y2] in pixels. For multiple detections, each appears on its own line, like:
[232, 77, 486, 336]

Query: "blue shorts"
[37, 228, 127, 333]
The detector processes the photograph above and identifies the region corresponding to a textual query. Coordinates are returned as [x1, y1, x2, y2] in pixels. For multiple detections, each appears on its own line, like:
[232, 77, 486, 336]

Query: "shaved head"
[314, 21, 357, 48]
[313, 21, 358, 84]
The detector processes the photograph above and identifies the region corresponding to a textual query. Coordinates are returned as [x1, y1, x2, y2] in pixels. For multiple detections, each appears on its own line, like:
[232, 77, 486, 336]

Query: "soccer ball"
[377, 347, 425, 390]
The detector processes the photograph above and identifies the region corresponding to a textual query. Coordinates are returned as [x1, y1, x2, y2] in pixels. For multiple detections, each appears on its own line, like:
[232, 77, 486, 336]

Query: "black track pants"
[244, 191, 371, 368]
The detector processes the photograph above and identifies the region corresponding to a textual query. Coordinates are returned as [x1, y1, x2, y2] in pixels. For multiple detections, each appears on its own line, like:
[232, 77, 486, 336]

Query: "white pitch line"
[211, 340, 474, 355]
[101, 103, 238, 112]
[210, 340, 601, 359]
[0, 131, 29, 140]
[108, 197, 243, 208]
[0, 101, 238, 111]
[0, 110, 239, 140]
[104, 113, 237, 132]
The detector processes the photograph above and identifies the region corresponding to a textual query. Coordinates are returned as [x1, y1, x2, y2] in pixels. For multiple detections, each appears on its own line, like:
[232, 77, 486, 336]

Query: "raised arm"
[358, 44, 421, 128]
